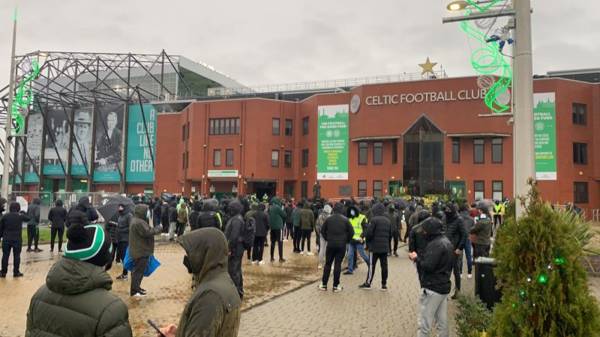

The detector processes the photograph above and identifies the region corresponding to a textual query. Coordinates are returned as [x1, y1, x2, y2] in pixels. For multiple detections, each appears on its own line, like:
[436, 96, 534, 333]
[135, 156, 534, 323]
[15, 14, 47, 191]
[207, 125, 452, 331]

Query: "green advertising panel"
[317, 105, 349, 180]
[533, 92, 557, 181]
[126, 104, 156, 183]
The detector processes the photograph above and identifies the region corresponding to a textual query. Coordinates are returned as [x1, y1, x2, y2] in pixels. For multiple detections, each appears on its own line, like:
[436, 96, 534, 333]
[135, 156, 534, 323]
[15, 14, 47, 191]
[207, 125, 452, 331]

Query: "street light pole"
[2, 9, 18, 198]
[512, 0, 535, 217]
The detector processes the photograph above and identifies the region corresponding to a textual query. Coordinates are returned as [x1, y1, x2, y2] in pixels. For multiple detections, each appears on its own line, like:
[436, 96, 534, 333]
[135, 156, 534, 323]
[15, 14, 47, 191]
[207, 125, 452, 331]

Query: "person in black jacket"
[409, 217, 453, 337]
[116, 204, 133, 280]
[197, 199, 222, 230]
[48, 199, 68, 252]
[104, 213, 119, 271]
[251, 203, 269, 264]
[0, 202, 31, 277]
[443, 203, 467, 299]
[224, 200, 245, 299]
[387, 204, 401, 257]
[319, 203, 354, 293]
[152, 197, 162, 229]
[26, 198, 42, 252]
[360, 203, 392, 290]
[160, 200, 170, 234]
[408, 210, 432, 281]
[188, 201, 202, 231]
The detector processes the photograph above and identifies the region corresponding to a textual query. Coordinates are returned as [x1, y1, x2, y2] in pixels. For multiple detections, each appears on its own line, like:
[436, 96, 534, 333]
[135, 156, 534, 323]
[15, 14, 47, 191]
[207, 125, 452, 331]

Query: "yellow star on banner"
[419, 57, 438, 75]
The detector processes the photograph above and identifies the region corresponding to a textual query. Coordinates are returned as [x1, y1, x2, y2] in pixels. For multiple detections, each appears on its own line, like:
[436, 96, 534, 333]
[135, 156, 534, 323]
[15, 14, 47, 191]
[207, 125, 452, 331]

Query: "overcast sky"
[0, 0, 598, 88]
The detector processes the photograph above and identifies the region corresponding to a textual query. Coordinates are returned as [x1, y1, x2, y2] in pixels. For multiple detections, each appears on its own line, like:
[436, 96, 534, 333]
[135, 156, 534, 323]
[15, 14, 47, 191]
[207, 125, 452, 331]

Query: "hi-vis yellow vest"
[494, 204, 505, 216]
[350, 214, 367, 241]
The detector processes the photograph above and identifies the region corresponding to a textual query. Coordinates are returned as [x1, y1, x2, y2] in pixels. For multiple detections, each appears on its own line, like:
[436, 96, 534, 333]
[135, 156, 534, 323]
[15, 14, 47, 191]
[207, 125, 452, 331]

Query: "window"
[492, 181, 503, 201]
[213, 150, 221, 167]
[474, 139, 484, 164]
[302, 117, 309, 135]
[452, 138, 460, 163]
[301, 181, 308, 199]
[358, 180, 367, 197]
[572, 103, 587, 125]
[492, 138, 503, 163]
[392, 140, 398, 164]
[285, 119, 293, 136]
[302, 149, 309, 168]
[373, 180, 383, 198]
[271, 150, 279, 167]
[226, 149, 234, 167]
[574, 182, 589, 204]
[284, 150, 292, 168]
[182, 124, 187, 141]
[182, 151, 186, 169]
[272, 118, 280, 135]
[209, 118, 240, 135]
[474, 180, 485, 200]
[358, 142, 368, 165]
[573, 143, 588, 165]
[373, 142, 383, 165]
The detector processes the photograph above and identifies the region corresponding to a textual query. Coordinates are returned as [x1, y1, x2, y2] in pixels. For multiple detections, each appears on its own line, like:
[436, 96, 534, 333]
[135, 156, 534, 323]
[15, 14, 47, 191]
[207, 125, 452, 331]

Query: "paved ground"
[239, 247, 469, 337]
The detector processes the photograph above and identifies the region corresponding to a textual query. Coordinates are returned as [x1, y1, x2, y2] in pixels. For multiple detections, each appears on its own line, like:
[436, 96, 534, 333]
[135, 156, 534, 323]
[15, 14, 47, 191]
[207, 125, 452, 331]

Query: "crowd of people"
[0, 191, 510, 336]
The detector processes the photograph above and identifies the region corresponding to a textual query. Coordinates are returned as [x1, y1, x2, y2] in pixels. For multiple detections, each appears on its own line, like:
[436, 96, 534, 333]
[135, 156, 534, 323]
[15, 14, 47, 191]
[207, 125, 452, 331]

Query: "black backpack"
[240, 215, 256, 250]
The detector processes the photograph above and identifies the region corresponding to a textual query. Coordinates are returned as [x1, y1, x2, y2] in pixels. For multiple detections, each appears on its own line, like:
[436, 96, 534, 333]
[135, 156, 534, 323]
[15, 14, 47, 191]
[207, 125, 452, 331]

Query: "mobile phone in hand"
[147, 319, 167, 337]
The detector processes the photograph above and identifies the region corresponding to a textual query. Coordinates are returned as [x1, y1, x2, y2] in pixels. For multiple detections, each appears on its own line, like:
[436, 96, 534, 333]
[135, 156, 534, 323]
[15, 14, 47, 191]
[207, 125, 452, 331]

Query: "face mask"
[183, 255, 193, 274]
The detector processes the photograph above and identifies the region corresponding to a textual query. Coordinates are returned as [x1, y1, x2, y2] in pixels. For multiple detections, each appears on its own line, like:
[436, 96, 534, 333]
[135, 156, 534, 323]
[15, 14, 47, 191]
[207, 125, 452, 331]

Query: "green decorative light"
[519, 289, 527, 299]
[459, 1, 513, 114]
[554, 257, 566, 266]
[11, 59, 40, 136]
[537, 273, 548, 285]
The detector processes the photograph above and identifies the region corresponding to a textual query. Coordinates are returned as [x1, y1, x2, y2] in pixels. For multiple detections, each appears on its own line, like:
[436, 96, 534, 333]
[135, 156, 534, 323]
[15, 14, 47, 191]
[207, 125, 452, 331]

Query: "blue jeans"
[347, 241, 369, 273]
[464, 239, 473, 274]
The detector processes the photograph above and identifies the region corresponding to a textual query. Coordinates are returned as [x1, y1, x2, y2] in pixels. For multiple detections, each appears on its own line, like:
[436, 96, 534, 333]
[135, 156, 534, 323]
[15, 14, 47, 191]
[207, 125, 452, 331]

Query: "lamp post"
[445, 0, 534, 218]
[2, 9, 18, 198]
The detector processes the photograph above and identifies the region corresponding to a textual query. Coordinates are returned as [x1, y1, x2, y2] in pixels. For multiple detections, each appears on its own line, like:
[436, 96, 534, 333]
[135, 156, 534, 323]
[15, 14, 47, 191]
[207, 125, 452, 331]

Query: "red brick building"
[154, 75, 600, 212]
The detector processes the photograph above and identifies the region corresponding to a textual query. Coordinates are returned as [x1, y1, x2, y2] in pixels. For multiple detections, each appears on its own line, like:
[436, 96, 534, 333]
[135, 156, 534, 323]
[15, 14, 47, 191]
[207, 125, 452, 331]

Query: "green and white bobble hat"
[64, 224, 110, 261]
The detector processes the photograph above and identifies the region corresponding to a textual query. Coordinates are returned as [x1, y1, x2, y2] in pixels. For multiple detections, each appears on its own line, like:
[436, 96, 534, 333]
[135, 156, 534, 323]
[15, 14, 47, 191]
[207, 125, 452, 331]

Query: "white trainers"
[300, 251, 305, 255]
[306, 252, 314, 256]
[333, 285, 343, 293]
[131, 292, 146, 298]
[317, 264, 322, 269]
[318, 284, 327, 291]
[467, 274, 473, 279]
[258, 260, 265, 266]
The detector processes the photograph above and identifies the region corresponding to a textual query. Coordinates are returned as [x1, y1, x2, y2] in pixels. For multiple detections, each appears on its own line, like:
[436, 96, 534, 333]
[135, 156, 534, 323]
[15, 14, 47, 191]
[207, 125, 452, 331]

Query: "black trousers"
[452, 252, 463, 292]
[176, 221, 186, 236]
[1, 240, 22, 275]
[117, 241, 128, 275]
[270, 229, 284, 260]
[27, 225, 39, 250]
[493, 215, 502, 236]
[228, 252, 244, 299]
[322, 246, 345, 288]
[130, 256, 148, 295]
[50, 227, 65, 251]
[252, 236, 266, 261]
[284, 223, 293, 239]
[293, 226, 302, 252]
[301, 229, 312, 252]
[473, 243, 490, 259]
[389, 232, 399, 254]
[365, 252, 388, 286]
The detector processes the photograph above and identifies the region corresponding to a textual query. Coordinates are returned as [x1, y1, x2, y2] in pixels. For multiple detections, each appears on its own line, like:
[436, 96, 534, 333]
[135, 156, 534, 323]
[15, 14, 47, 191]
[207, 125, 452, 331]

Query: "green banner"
[126, 104, 156, 183]
[533, 92, 557, 181]
[317, 105, 349, 180]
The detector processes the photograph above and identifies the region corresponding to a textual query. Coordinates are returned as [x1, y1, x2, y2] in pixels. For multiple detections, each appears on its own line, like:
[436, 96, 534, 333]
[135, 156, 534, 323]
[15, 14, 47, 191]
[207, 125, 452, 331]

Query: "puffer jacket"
[365, 203, 392, 254]
[177, 228, 241, 337]
[189, 201, 202, 230]
[417, 218, 454, 295]
[444, 208, 467, 250]
[27, 198, 42, 226]
[117, 209, 133, 243]
[66, 198, 92, 228]
[25, 257, 132, 337]
[299, 205, 315, 230]
[268, 198, 286, 230]
[252, 205, 269, 237]
[321, 204, 354, 249]
[128, 204, 161, 260]
[198, 199, 221, 230]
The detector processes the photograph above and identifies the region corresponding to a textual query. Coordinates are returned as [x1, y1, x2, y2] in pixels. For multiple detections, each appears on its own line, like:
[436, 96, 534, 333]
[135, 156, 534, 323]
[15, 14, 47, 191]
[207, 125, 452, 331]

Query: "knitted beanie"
[64, 224, 112, 267]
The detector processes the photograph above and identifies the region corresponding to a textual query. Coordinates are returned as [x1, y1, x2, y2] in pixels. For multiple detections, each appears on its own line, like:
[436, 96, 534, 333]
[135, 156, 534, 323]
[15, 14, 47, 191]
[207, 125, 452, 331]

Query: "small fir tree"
[490, 179, 600, 336]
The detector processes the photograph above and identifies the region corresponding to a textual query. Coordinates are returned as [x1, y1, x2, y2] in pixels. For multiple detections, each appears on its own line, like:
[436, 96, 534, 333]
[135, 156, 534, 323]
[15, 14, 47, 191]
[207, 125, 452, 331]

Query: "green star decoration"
[537, 273, 548, 285]
[554, 257, 566, 266]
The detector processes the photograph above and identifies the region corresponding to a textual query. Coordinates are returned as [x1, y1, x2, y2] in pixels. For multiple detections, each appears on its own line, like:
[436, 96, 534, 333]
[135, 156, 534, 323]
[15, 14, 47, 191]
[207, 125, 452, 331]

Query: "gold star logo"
[419, 57, 438, 75]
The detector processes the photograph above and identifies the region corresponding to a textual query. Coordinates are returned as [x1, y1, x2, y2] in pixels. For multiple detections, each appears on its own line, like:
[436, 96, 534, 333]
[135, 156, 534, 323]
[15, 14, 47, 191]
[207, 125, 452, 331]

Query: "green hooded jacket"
[26, 257, 132, 337]
[129, 204, 161, 260]
[268, 198, 286, 230]
[299, 204, 315, 230]
[177, 228, 241, 337]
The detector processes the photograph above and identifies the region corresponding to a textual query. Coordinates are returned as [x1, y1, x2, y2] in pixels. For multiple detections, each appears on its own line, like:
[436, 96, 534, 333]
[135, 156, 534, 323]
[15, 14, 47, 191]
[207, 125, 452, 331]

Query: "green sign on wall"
[533, 92, 557, 181]
[126, 104, 156, 183]
[317, 105, 349, 180]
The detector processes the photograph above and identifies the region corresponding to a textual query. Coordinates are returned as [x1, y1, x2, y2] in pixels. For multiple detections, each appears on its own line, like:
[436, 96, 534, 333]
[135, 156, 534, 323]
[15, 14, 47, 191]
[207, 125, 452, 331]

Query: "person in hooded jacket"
[26, 198, 42, 252]
[48, 199, 68, 253]
[224, 200, 245, 299]
[152, 196, 162, 229]
[470, 206, 493, 258]
[26, 222, 132, 336]
[299, 202, 315, 255]
[319, 203, 354, 293]
[116, 204, 133, 280]
[409, 217, 454, 337]
[408, 210, 433, 279]
[315, 204, 332, 269]
[360, 203, 392, 290]
[458, 204, 475, 278]
[386, 204, 401, 257]
[292, 202, 302, 253]
[197, 199, 222, 230]
[159, 228, 241, 337]
[268, 197, 286, 262]
[443, 203, 467, 299]
[284, 201, 294, 241]
[161, 199, 170, 234]
[128, 204, 162, 297]
[189, 200, 203, 231]
[251, 203, 269, 264]
[0, 202, 30, 277]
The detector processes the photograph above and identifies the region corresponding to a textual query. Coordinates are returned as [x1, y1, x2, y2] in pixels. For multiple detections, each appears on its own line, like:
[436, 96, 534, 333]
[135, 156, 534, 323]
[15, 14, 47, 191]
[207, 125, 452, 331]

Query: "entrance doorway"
[248, 182, 277, 200]
[403, 117, 444, 196]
